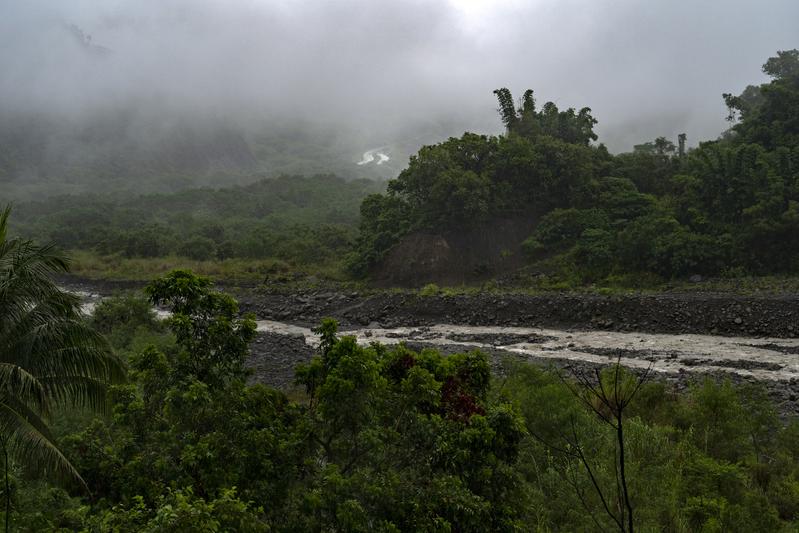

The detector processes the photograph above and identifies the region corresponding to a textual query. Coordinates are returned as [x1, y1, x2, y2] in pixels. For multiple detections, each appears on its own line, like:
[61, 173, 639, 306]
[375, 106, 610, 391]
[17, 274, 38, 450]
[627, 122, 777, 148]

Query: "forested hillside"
[0, 113, 457, 200]
[353, 50, 799, 287]
[10, 174, 384, 279]
[6, 50, 798, 290]
[0, 113, 260, 198]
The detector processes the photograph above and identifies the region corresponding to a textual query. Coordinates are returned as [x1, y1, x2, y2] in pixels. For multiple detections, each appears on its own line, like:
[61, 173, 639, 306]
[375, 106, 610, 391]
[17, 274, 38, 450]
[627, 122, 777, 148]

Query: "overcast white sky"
[1, 0, 797, 151]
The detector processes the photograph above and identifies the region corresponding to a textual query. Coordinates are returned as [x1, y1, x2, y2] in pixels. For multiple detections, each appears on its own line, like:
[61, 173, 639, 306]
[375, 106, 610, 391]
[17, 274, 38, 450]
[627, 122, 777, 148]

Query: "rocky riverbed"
[237, 289, 799, 416]
[235, 290, 799, 337]
[62, 277, 799, 415]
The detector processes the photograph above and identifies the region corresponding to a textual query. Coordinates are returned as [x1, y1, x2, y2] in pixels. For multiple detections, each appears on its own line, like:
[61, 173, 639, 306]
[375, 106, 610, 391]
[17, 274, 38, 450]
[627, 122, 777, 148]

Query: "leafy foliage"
[353, 50, 799, 285]
[5, 275, 799, 530]
[0, 206, 124, 493]
[724, 49, 799, 148]
[7, 274, 525, 530]
[10, 174, 385, 278]
[351, 127, 608, 274]
[494, 88, 599, 145]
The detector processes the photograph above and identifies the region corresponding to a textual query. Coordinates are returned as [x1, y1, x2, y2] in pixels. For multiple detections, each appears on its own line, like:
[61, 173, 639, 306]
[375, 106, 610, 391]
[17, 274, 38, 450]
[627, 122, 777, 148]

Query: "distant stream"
[357, 147, 390, 166]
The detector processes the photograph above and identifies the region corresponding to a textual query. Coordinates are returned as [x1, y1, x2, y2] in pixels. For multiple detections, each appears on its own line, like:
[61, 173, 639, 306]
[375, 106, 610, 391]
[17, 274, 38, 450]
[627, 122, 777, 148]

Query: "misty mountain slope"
[0, 113, 262, 198]
[248, 123, 396, 181]
[0, 109, 478, 200]
[248, 118, 478, 181]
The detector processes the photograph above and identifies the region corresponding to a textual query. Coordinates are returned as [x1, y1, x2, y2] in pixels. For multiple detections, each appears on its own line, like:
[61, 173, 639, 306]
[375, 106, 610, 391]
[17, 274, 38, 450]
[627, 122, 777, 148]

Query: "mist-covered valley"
[3, 0, 794, 200]
[0, 103, 469, 198]
[3, 1, 799, 531]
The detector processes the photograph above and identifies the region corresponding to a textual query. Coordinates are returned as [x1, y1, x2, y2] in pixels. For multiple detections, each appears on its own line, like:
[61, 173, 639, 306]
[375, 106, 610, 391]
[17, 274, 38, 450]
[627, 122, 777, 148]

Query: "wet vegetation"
[352, 50, 799, 286]
[3, 270, 799, 531]
[6, 50, 798, 291]
[2, 48, 799, 531]
[9, 175, 383, 280]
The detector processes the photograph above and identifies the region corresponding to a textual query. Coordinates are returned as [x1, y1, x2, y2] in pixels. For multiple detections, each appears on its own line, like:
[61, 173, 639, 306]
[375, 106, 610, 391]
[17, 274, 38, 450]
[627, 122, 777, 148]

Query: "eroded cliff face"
[371, 217, 537, 287]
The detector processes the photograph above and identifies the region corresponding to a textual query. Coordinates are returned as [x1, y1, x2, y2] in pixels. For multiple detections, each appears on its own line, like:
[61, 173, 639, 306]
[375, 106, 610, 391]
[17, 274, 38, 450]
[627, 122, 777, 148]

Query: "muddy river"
[77, 288, 799, 381]
[257, 320, 799, 382]
[75, 286, 799, 413]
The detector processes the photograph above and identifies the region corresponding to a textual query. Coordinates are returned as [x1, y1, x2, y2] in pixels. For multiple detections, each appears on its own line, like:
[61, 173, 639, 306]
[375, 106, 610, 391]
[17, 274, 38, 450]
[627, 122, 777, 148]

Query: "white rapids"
[256, 320, 799, 382]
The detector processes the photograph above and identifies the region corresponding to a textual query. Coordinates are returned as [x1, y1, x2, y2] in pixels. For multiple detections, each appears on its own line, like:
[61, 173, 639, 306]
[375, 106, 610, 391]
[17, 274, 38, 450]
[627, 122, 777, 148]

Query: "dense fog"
[2, 0, 797, 154]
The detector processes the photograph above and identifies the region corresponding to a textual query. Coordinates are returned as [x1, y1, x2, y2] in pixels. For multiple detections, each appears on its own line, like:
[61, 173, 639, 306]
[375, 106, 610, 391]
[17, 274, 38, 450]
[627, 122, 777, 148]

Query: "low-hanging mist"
[2, 0, 798, 156]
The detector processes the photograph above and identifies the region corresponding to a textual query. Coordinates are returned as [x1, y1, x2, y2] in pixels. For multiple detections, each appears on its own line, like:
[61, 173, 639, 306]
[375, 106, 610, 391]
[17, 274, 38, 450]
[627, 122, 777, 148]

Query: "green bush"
[178, 235, 217, 261]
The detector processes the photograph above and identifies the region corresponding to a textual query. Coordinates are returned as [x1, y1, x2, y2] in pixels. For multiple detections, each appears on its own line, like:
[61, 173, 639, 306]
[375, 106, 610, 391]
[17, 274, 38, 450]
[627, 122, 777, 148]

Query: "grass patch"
[67, 250, 347, 283]
[67, 251, 799, 296]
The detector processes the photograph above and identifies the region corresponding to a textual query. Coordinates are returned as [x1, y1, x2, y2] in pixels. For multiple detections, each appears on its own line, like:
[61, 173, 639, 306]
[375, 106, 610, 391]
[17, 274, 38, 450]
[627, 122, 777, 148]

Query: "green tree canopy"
[724, 49, 799, 148]
[494, 87, 598, 145]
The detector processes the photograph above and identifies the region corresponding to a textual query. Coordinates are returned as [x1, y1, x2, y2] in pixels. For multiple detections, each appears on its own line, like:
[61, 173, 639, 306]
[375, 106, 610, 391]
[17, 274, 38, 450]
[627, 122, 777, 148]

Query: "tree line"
[351, 50, 799, 285]
[10, 174, 382, 278]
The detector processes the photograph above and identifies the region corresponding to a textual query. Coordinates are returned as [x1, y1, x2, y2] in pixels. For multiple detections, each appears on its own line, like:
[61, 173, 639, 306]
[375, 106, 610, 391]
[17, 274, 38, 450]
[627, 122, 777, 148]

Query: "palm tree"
[0, 205, 125, 526]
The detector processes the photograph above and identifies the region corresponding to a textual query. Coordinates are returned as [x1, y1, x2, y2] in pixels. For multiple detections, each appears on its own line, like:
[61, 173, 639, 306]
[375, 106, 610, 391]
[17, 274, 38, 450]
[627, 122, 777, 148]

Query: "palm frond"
[0, 363, 48, 415]
[0, 205, 126, 492]
[3, 318, 125, 386]
[0, 205, 11, 245]
[0, 402, 87, 491]
[37, 376, 113, 414]
[0, 393, 54, 442]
